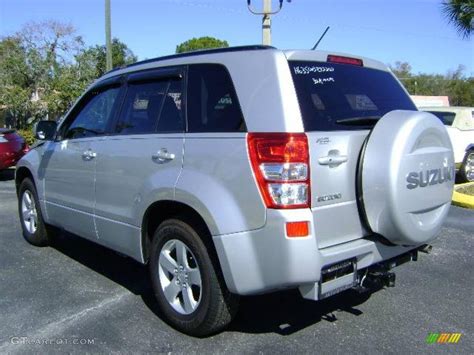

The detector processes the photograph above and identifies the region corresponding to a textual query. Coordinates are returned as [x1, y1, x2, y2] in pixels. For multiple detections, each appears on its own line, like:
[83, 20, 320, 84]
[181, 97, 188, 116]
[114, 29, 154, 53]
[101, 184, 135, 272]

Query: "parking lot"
[0, 168, 472, 353]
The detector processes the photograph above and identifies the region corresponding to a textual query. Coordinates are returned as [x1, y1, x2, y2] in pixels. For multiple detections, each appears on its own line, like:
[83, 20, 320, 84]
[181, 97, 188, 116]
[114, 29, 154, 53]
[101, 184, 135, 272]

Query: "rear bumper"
[213, 209, 417, 296]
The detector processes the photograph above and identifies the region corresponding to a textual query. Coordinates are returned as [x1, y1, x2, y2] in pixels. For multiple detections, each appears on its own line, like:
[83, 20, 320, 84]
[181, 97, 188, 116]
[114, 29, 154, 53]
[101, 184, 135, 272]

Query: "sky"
[0, 0, 472, 75]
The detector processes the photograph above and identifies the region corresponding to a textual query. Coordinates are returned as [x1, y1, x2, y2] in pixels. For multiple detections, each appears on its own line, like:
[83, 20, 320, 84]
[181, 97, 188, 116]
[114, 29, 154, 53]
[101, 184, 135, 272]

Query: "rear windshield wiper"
[336, 116, 381, 125]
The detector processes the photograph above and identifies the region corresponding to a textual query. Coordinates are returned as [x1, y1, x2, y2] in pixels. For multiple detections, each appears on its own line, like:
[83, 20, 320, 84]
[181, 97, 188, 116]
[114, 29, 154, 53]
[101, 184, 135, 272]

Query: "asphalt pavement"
[0, 168, 472, 354]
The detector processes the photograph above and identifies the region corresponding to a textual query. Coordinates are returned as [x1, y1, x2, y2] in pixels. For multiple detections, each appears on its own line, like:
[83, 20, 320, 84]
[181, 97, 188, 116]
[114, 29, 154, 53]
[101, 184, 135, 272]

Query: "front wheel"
[459, 150, 474, 183]
[149, 219, 238, 336]
[18, 178, 53, 246]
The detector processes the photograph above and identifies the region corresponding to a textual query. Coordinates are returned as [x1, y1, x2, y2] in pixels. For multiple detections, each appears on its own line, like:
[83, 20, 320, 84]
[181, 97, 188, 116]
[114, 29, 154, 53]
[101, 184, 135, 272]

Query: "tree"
[442, 0, 473, 38]
[391, 61, 474, 106]
[0, 21, 84, 127]
[176, 36, 229, 54]
[389, 61, 413, 78]
[77, 38, 137, 77]
[43, 39, 137, 119]
[0, 21, 137, 127]
[444, 65, 474, 105]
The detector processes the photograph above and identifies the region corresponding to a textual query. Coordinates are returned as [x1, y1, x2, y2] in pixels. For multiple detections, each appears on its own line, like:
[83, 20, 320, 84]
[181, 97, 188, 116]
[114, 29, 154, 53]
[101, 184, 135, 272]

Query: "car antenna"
[312, 26, 330, 50]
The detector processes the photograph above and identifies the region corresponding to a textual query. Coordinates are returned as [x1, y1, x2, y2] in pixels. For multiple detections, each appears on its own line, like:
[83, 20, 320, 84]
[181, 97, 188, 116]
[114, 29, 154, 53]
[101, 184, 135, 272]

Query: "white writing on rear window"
[293, 66, 335, 75]
[312, 77, 335, 85]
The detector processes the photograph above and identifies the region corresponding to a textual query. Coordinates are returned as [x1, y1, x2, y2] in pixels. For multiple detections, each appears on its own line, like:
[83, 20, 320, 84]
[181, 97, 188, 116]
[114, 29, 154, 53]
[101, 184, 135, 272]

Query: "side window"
[116, 79, 184, 134]
[157, 80, 184, 133]
[187, 64, 246, 133]
[64, 87, 120, 139]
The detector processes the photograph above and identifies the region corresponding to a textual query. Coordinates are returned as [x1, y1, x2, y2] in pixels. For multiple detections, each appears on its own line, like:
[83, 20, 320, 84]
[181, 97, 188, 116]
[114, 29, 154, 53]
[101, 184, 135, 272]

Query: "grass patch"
[455, 184, 474, 196]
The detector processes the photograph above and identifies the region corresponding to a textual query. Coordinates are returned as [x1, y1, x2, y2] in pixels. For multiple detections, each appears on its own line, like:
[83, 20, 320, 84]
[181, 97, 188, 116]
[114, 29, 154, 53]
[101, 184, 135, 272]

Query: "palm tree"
[442, 0, 473, 38]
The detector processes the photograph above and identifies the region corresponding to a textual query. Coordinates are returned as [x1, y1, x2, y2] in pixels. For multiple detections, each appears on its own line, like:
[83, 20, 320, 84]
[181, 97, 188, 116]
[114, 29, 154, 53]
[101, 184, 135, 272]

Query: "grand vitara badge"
[406, 166, 454, 190]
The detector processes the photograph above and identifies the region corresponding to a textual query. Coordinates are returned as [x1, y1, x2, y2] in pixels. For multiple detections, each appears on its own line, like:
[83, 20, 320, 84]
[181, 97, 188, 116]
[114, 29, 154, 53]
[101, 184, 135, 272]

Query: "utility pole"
[247, 0, 289, 46]
[262, 0, 272, 45]
[105, 0, 113, 71]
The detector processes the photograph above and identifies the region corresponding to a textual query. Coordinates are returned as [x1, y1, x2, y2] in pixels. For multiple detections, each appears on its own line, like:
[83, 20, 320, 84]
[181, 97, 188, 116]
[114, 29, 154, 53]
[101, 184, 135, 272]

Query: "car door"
[93, 68, 185, 260]
[42, 85, 122, 240]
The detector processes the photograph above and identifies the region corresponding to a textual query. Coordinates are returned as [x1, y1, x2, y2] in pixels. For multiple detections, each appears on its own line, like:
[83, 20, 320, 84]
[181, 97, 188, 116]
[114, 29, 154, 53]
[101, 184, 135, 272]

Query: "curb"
[452, 183, 474, 209]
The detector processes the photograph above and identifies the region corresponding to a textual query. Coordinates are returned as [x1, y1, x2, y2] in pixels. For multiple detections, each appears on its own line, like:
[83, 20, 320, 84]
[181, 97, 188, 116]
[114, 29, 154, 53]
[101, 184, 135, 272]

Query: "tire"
[149, 219, 238, 337]
[459, 150, 474, 183]
[18, 178, 53, 246]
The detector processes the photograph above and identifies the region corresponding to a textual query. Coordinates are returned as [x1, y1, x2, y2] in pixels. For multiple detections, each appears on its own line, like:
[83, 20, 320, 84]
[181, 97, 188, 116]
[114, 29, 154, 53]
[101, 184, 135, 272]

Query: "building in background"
[411, 95, 450, 108]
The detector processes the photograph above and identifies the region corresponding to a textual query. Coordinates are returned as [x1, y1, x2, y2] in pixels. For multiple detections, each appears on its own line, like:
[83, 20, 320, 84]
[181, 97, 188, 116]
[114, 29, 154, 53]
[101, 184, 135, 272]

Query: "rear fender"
[174, 170, 266, 236]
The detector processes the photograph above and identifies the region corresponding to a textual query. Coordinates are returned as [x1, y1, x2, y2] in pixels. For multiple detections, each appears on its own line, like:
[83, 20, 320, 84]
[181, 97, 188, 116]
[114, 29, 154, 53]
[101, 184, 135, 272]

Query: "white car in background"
[422, 107, 474, 182]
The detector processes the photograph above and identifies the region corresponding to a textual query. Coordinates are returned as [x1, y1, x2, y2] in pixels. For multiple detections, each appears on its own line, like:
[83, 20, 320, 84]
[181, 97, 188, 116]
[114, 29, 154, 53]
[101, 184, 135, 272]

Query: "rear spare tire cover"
[361, 110, 454, 245]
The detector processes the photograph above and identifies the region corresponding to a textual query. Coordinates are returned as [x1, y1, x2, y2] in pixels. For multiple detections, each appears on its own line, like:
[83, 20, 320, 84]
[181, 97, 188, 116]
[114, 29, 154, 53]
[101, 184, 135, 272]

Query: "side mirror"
[35, 120, 58, 141]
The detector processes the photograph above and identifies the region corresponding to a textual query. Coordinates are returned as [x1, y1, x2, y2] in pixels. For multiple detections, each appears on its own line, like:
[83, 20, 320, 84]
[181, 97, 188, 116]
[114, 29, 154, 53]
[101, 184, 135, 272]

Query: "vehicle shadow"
[227, 288, 373, 335]
[51, 231, 150, 296]
[0, 169, 15, 181]
[51, 231, 379, 336]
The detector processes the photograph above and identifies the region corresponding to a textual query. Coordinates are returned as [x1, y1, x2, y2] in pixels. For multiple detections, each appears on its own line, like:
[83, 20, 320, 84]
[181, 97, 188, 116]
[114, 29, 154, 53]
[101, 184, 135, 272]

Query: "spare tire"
[360, 110, 454, 246]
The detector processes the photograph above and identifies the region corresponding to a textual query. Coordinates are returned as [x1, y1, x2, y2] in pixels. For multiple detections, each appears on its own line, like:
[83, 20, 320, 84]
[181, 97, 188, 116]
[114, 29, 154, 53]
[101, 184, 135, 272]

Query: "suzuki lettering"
[406, 166, 454, 190]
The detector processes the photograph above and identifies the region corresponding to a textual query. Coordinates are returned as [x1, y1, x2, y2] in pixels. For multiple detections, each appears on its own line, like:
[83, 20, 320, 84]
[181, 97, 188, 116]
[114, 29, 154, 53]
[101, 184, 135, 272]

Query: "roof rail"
[104, 45, 276, 74]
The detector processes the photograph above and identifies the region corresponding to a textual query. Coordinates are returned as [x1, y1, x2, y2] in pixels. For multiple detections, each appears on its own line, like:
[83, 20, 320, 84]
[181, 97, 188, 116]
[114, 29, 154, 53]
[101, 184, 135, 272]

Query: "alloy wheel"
[21, 190, 38, 234]
[464, 152, 474, 182]
[158, 239, 202, 315]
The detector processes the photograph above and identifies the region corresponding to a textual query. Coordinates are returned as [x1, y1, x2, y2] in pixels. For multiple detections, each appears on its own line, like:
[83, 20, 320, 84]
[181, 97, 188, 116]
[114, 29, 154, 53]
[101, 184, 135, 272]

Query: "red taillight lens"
[327, 55, 363, 66]
[253, 136, 308, 163]
[247, 133, 310, 209]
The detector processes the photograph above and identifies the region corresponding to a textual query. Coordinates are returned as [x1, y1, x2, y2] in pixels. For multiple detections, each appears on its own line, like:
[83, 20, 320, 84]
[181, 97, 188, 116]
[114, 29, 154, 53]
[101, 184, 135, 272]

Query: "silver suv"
[16, 46, 454, 336]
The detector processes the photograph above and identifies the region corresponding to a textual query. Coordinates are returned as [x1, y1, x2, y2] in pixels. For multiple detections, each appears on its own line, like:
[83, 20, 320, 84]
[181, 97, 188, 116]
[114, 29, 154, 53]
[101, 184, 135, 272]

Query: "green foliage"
[77, 38, 137, 77]
[176, 36, 229, 54]
[0, 21, 84, 127]
[17, 128, 35, 146]
[442, 0, 473, 39]
[390, 61, 474, 106]
[0, 21, 137, 129]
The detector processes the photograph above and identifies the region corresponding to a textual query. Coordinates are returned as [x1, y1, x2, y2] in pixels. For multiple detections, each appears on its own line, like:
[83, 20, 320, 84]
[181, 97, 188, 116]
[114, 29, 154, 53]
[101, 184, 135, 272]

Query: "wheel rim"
[465, 152, 474, 181]
[158, 239, 202, 315]
[21, 190, 38, 234]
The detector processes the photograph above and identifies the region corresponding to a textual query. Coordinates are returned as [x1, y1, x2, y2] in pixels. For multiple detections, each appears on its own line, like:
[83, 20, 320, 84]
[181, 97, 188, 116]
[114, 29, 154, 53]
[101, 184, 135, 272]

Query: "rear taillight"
[247, 133, 310, 209]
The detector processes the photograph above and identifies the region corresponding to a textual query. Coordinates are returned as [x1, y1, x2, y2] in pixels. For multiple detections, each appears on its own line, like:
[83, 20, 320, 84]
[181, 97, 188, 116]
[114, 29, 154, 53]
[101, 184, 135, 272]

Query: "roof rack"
[104, 45, 276, 74]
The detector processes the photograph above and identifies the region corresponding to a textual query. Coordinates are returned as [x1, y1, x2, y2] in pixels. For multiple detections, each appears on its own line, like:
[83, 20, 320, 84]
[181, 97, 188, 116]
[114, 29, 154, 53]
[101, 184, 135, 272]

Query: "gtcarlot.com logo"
[426, 333, 462, 344]
[10, 337, 95, 346]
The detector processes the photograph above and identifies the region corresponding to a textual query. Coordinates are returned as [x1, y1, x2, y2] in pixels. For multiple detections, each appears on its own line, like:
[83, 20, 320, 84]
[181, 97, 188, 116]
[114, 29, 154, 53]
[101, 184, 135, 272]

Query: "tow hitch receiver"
[355, 249, 418, 293]
[361, 271, 396, 290]
[299, 249, 420, 301]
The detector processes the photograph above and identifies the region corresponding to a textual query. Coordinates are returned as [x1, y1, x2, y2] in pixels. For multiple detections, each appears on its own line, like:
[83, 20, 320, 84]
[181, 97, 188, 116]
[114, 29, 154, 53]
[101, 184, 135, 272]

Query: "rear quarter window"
[187, 64, 246, 133]
[289, 61, 417, 131]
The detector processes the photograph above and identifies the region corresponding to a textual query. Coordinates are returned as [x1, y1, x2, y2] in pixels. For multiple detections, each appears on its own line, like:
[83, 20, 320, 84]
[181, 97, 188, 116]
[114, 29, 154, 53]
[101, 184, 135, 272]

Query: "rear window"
[426, 111, 456, 126]
[289, 61, 417, 131]
[0, 130, 21, 142]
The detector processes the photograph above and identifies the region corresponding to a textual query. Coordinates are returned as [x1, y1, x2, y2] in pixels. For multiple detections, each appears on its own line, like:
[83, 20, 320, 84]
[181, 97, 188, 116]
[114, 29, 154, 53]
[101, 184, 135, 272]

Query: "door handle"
[82, 149, 97, 161]
[318, 150, 348, 167]
[152, 148, 175, 163]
